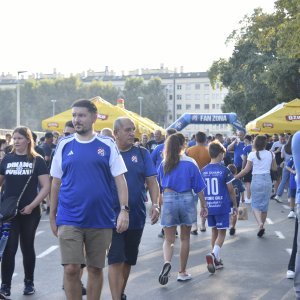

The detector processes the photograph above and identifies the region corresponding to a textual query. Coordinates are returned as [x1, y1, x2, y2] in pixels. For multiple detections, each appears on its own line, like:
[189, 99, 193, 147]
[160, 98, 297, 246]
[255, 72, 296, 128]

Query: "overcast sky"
[0, 0, 276, 76]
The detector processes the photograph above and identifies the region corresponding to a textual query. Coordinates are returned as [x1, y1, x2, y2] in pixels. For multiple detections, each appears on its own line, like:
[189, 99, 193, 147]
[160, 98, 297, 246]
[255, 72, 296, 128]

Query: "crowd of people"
[0, 99, 299, 300]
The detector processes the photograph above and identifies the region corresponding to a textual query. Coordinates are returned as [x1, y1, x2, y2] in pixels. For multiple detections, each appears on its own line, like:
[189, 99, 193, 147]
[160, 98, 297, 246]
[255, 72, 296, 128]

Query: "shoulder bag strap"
[16, 158, 36, 208]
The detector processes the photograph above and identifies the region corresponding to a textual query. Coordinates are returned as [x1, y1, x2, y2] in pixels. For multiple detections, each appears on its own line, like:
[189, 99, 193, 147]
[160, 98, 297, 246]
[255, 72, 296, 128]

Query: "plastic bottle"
[0, 223, 10, 259]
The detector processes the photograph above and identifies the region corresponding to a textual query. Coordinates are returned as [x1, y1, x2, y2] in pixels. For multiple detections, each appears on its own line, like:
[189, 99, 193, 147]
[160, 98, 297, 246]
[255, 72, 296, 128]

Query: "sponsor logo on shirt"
[97, 148, 105, 156]
[67, 150, 74, 156]
[131, 155, 138, 163]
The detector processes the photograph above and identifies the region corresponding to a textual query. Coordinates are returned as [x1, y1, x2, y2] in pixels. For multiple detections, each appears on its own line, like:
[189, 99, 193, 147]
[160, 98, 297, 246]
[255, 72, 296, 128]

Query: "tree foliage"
[0, 76, 167, 131]
[209, 0, 300, 126]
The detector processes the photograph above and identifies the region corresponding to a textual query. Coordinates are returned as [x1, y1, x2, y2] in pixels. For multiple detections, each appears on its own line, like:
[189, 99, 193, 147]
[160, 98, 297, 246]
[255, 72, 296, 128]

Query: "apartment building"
[0, 66, 232, 136]
[81, 66, 231, 137]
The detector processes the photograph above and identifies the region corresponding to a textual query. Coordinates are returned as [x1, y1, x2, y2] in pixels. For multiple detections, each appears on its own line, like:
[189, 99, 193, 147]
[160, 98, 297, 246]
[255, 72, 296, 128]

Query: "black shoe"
[0, 284, 10, 297]
[175, 230, 179, 237]
[81, 282, 86, 296]
[23, 279, 35, 295]
[190, 229, 198, 235]
[121, 293, 127, 300]
[257, 228, 265, 238]
[159, 262, 172, 285]
[270, 194, 276, 199]
[229, 227, 236, 236]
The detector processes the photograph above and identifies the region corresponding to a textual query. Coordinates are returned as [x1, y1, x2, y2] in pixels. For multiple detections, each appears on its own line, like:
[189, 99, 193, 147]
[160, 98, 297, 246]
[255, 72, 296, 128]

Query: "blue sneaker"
[0, 284, 11, 298]
[23, 280, 35, 295]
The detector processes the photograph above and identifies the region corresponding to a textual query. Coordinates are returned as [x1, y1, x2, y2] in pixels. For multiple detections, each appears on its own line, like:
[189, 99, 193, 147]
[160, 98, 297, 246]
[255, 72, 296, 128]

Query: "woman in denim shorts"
[157, 133, 207, 285]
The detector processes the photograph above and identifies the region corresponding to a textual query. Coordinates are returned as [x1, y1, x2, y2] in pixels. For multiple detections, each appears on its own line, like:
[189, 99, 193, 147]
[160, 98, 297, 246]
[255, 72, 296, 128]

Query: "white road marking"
[35, 230, 44, 236]
[286, 248, 292, 255]
[275, 231, 285, 239]
[266, 218, 274, 224]
[283, 205, 290, 210]
[36, 245, 59, 258]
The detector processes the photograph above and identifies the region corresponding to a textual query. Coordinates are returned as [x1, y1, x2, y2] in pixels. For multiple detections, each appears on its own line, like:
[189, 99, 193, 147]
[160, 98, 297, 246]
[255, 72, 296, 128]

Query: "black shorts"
[107, 228, 144, 266]
[243, 171, 252, 183]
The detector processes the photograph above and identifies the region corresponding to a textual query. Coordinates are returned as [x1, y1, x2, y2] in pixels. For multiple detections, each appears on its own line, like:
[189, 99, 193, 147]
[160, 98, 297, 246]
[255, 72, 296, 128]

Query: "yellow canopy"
[41, 96, 165, 137]
[246, 98, 300, 134]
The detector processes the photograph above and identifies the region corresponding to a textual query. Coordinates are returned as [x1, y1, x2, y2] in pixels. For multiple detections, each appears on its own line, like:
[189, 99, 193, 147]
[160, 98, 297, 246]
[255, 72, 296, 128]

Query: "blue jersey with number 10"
[201, 163, 234, 215]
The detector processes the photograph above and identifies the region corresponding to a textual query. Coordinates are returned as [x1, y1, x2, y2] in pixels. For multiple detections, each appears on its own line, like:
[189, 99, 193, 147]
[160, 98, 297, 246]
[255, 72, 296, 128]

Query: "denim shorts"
[161, 191, 196, 227]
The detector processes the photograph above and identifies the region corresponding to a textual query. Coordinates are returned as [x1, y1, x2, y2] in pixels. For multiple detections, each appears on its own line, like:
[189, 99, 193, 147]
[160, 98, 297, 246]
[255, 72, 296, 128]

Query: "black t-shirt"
[0, 154, 48, 209]
[146, 140, 164, 153]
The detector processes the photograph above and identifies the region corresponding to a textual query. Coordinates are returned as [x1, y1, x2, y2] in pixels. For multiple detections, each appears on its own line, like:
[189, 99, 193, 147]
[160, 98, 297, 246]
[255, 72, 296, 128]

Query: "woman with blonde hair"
[0, 127, 50, 298]
[236, 135, 276, 237]
[157, 133, 207, 285]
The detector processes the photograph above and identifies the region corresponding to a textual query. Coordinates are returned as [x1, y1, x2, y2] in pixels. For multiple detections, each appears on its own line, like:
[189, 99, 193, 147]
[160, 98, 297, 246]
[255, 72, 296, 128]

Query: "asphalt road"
[4, 194, 296, 300]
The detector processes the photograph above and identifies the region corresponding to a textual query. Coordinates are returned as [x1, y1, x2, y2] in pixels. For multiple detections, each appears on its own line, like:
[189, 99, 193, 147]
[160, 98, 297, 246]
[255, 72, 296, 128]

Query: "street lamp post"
[138, 96, 143, 117]
[16, 71, 27, 127]
[51, 99, 57, 116]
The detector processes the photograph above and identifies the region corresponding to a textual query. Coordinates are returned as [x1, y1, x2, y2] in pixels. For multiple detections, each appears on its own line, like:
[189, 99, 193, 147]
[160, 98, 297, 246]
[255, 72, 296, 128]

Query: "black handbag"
[0, 159, 36, 222]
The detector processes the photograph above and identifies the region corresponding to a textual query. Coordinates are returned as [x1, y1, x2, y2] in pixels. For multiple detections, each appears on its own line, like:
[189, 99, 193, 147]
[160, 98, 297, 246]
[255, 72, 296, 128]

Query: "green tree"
[209, 0, 300, 125]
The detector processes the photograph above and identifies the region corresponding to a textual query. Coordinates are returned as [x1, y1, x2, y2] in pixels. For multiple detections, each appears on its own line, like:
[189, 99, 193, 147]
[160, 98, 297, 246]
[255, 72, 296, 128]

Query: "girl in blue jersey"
[157, 133, 207, 285]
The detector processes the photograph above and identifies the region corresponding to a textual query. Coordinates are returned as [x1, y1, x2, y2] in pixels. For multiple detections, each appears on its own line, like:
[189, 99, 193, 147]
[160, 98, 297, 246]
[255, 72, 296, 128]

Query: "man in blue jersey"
[49, 99, 129, 300]
[108, 117, 160, 300]
[201, 141, 237, 274]
[227, 131, 245, 173]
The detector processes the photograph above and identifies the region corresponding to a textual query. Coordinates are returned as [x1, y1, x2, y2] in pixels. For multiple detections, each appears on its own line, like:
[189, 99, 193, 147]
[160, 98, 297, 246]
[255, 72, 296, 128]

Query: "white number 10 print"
[205, 177, 219, 195]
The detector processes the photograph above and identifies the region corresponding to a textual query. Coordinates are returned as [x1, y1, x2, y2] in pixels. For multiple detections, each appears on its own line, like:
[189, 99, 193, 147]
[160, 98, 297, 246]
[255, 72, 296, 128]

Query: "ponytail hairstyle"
[163, 132, 185, 174]
[253, 135, 267, 160]
[11, 126, 39, 161]
[284, 134, 293, 155]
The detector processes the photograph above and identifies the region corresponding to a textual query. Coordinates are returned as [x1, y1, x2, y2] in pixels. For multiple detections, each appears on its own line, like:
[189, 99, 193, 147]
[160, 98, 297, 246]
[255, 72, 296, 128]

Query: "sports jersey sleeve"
[109, 142, 127, 177]
[157, 162, 164, 193]
[143, 148, 157, 177]
[287, 158, 294, 168]
[225, 167, 234, 184]
[150, 145, 159, 165]
[50, 142, 63, 179]
[191, 164, 206, 194]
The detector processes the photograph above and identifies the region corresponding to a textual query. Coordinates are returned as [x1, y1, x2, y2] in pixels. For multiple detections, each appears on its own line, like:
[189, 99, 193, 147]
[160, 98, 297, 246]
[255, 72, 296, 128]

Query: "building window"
[169, 95, 173, 100]
[169, 114, 173, 120]
[204, 83, 210, 90]
[204, 104, 209, 109]
[186, 84, 191, 90]
[204, 94, 209, 100]
[185, 94, 191, 100]
[195, 104, 200, 109]
[212, 104, 216, 109]
[195, 83, 200, 89]
[216, 104, 220, 109]
[177, 104, 182, 110]
[177, 94, 182, 100]
[186, 104, 191, 110]
[195, 94, 201, 100]
[177, 84, 182, 90]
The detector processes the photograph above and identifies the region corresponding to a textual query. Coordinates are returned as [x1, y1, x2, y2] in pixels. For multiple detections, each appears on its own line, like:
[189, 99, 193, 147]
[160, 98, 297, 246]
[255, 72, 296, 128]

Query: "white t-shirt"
[247, 150, 273, 175]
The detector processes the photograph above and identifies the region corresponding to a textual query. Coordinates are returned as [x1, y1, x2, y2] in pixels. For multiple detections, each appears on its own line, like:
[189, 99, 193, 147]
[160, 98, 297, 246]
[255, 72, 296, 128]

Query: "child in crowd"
[286, 157, 296, 218]
[227, 164, 245, 235]
[201, 141, 237, 274]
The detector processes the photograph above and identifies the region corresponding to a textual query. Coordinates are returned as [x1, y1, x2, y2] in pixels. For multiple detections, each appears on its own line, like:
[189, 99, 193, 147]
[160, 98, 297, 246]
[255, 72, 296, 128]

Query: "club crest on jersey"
[131, 155, 138, 163]
[97, 148, 105, 156]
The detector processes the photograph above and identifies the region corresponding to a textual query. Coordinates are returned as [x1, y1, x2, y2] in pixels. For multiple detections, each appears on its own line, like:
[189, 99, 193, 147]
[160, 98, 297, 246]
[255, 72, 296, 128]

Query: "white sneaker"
[286, 270, 295, 279]
[288, 211, 296, 219]
[274, 195, 283, 203]
[177, 273, 192, 281]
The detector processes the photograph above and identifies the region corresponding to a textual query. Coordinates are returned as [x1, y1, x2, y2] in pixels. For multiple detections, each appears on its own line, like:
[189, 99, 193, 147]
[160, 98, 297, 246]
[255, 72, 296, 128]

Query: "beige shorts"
[58, 225, 112, 268]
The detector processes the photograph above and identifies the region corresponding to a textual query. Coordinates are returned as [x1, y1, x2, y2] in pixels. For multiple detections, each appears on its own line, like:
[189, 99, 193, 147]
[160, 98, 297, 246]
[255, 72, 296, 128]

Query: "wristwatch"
[121, 205, 130, 213]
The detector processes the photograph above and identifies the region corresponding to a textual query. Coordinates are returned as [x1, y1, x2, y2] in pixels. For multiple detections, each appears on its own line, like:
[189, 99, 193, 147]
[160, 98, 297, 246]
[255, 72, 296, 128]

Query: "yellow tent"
[246, 98, 300, 134]
[41, 96, 165, 137]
